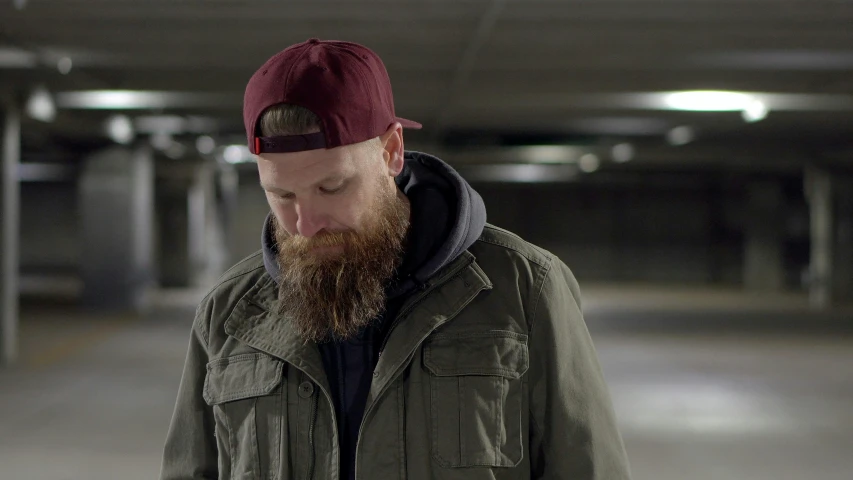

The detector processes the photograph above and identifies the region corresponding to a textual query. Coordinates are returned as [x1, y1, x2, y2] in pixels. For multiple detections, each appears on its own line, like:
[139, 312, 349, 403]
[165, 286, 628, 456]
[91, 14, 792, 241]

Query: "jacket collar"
[367, 250, 492, 407]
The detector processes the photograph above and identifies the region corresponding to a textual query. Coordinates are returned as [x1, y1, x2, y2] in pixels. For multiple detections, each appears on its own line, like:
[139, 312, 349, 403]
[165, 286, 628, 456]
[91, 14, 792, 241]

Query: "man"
[161, 38, 631, 480]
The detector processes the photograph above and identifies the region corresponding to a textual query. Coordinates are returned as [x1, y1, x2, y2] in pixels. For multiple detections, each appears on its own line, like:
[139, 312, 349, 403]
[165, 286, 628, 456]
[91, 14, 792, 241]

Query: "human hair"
[258, 102, 385, 156]
[258, 103, 321, 137]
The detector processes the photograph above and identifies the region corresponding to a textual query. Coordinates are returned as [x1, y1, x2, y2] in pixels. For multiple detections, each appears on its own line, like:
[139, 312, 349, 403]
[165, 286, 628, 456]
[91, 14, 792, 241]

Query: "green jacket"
[160, 224, 631, 479]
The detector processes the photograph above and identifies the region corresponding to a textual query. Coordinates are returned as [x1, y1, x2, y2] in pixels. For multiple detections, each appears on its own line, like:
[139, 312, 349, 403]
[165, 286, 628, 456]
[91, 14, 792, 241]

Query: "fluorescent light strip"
[457, 164, 580, 183]
[55, 90, 234, 109]
[469, 91, 853, 112]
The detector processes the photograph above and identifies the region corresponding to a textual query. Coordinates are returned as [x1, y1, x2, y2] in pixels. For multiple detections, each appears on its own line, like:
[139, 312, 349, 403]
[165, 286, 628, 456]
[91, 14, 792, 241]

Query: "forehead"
[258, 144, 360, 184]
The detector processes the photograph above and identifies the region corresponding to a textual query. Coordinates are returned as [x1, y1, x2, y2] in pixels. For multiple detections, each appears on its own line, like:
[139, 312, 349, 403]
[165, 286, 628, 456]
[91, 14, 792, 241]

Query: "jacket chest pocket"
[204, 353, 285, 480]
[423, 330, 529, 468]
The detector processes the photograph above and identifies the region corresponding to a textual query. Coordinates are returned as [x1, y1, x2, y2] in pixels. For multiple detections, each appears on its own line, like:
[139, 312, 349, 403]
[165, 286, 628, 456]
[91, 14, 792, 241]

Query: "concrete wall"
[225, 170, 755, 286]
[19, 182, 80, 273]
[476, 183, 729, 285]
[18, 166, 812, 292]
[228, 169, 270, 262]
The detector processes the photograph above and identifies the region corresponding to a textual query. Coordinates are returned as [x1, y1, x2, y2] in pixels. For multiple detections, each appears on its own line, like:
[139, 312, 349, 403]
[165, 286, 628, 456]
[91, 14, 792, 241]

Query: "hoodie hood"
[261, 150, 486, 298]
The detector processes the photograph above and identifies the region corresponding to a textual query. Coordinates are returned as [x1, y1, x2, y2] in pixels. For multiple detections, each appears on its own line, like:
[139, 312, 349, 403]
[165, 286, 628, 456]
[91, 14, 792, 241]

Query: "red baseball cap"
[243, 38, 422, 155]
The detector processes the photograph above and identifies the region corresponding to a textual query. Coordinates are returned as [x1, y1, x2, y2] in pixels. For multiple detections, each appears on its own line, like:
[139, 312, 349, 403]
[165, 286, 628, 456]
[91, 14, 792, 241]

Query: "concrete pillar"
[1, 106, 21, 365]
[187, 165, 209, 282]
[200, 163, 231, 285]
[156, 160, 226, 288]
[217, 162, 239, 267]
[832, 179, 852, 303]
[805, 167, 833, 309]
[79, 146, 155, 310]
[743, 180, 785, 292]
[157, 171, 192, 288]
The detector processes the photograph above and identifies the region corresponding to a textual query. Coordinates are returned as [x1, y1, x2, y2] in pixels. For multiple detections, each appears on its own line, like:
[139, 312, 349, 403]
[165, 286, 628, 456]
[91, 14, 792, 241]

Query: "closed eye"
[320, 183, 346, 195]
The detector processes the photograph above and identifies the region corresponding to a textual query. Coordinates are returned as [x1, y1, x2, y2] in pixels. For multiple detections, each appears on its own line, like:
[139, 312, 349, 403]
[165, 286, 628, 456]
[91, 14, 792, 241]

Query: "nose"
[294, 202, 327, 238]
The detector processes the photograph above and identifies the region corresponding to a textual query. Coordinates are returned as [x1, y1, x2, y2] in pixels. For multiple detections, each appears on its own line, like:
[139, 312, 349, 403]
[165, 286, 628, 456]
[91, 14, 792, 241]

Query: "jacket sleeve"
[160, 307, 219, 480]
[527, 258, 631, 479]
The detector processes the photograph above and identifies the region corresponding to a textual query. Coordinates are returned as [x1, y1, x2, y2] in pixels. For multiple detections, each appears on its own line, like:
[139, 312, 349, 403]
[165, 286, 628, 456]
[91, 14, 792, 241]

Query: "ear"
[379, 122, 405, 176]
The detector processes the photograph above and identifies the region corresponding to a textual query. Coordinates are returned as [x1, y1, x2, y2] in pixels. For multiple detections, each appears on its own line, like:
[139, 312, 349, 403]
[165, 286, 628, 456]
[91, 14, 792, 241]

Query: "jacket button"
[298, 381, 314, 398]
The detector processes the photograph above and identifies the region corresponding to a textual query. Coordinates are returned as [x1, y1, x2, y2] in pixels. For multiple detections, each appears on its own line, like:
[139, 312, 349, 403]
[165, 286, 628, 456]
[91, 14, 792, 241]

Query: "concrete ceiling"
[2, 0, 852, 169]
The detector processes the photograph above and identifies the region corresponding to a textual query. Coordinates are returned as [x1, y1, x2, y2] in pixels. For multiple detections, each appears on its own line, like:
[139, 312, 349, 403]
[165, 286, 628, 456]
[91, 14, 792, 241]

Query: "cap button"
[307, 38, 320, 44]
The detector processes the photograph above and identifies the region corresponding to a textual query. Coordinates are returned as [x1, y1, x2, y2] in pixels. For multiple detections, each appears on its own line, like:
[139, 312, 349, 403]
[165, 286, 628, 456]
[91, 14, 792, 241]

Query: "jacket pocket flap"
[203, 353, 283, 405]
[424, 330, 529, 379]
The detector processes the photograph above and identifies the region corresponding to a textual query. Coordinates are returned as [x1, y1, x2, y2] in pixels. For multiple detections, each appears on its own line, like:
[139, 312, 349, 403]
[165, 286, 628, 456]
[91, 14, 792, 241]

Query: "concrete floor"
[1, 288, 852, 480]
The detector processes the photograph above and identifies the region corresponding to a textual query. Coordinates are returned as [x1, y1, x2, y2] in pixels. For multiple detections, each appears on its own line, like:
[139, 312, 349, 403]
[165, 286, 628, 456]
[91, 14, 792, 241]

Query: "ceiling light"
[134, 115, 187, 134]
[611, 143, 635, 163]
[185, 116, 219, 133]
[55, 90, 233, 109]
[579, 154, 600, 173]
[25, 85, 57, 122]
[150, 132, 174, 151]
[223, 145, 253, 164]
[468, 92, 853, 113]
[105, 115, 135, 145]
[517, 145, 583, 164]
[165, 142, 187, 160]
[59, 90, 156, 109]
[0, 47, 37, 68]
[458, 164, 579, 183]
[196, 136, 216, 155]
[566, 117, 671, 136]
[667, 126, 695, 146]
[742, 100, 769, 122]
[664, 91, 752, 111]
[57, 57, 73, 75]
[692, 50, 853, 70]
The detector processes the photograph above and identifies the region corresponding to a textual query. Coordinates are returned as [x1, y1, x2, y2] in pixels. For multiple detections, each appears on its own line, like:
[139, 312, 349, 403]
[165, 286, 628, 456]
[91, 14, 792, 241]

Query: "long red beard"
[274, 183, 410, 342]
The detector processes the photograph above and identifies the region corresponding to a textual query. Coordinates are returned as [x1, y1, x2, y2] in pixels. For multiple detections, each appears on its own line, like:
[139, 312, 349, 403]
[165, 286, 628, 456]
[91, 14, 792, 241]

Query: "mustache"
[279, 230, 355, 254]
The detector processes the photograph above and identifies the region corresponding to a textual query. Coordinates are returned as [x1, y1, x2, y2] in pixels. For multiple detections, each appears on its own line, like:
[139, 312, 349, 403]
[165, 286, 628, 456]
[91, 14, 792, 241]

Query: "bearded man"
[161, 38, 631, 480]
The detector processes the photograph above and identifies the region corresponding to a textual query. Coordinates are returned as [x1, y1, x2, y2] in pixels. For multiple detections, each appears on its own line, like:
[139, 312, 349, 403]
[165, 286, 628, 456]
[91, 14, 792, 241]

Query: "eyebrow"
[260, 174, 346, 196]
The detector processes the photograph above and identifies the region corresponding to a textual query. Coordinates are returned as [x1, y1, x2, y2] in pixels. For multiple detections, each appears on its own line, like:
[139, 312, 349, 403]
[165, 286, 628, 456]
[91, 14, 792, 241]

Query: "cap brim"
[396, 117, 423, 130]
